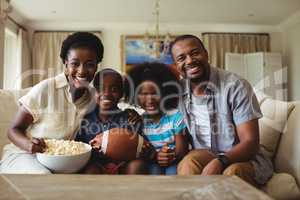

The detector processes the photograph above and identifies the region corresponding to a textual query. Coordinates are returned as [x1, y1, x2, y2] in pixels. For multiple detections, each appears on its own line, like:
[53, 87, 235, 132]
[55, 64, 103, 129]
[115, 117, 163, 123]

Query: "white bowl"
[36, 143, 92, 173]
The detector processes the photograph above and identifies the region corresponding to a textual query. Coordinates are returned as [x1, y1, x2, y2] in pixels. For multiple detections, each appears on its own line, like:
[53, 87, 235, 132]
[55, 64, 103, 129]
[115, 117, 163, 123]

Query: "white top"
[190, 95, 211, 148]
[3, 73, 94, 154]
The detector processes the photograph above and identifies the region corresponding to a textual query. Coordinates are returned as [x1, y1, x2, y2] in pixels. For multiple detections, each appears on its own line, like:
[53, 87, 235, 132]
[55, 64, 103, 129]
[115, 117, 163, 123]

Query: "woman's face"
[137, 80, 161, 115]
[65, 48, 98, 89]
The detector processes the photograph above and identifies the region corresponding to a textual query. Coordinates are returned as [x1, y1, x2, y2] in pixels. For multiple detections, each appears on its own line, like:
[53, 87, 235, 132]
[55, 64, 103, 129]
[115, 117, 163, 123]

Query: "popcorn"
[43, 139, 88, 155]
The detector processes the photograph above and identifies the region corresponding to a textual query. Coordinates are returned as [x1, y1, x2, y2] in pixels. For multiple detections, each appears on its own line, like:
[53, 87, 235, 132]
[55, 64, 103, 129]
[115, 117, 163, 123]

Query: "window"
[4, 27, 20, 89]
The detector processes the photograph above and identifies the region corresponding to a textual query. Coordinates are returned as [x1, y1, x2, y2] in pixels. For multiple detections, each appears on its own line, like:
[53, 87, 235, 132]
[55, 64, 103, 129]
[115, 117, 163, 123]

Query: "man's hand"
[157, 143, 175, 167]
[201, 158, 223, 175]
[28, 138, 46, 154]
[89, 133, 103, 150]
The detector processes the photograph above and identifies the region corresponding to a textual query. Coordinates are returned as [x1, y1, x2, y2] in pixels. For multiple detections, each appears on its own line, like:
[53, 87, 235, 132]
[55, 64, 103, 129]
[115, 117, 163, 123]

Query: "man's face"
[172, 38, 209, 81]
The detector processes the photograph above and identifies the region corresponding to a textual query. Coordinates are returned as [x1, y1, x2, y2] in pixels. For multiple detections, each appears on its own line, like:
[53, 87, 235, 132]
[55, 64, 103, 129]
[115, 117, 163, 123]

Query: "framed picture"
[121, 35, 176, 73]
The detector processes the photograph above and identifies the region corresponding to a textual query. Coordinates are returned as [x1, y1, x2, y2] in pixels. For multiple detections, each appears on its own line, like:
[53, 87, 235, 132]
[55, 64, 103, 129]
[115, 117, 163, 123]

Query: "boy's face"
[95, 74, 123, 112]
[137, 80, 161, 115]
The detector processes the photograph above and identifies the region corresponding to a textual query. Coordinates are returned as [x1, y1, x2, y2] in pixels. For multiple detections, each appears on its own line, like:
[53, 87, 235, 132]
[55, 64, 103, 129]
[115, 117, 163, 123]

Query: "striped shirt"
[143, 110, 186, 152]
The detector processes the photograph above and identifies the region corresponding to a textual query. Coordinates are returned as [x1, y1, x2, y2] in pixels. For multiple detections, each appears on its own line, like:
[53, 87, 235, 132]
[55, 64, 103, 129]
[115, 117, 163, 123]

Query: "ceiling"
[10, 0, 300, 26]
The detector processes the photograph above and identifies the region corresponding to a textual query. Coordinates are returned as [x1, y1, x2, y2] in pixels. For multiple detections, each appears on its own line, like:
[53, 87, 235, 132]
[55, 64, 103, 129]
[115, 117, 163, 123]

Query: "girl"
[125, 62, 189, 175]
[0, 32, 103, 174]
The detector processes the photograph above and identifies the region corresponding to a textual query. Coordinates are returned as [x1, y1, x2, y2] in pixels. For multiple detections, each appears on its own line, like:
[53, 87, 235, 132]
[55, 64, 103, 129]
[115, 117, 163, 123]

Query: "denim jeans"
[148, 163, 177, 175]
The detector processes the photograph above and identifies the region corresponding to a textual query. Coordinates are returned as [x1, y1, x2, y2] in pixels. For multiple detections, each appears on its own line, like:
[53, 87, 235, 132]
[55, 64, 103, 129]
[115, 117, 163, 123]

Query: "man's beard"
[187, 64, 210, 83]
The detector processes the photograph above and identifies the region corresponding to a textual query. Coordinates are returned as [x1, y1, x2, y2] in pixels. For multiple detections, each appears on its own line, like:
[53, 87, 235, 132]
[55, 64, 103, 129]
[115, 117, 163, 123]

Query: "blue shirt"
[143, 110, 186, 152]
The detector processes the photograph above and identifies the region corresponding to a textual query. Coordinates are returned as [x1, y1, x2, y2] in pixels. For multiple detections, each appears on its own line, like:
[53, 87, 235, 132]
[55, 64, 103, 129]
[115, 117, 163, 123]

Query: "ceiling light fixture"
[144, 0, 172, 59]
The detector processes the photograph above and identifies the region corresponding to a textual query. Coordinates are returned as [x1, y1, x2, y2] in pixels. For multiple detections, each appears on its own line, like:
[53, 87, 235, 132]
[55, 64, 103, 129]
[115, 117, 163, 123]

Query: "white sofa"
[0, 88, 299, 200]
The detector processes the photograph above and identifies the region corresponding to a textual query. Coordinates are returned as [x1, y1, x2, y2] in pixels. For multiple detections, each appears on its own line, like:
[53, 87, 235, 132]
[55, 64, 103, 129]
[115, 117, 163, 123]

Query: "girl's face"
[137, 80, 161, 115]
[65, 48, 98, 88]
[95, 74, 123, 112]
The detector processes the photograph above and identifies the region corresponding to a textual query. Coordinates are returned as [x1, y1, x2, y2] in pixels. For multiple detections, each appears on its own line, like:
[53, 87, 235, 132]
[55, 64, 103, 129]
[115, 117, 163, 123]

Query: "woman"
[0, 32, 104, 174]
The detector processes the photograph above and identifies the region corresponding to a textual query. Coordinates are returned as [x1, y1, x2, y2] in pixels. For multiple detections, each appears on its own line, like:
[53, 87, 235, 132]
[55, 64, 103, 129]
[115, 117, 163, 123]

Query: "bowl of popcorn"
[36, 139, 92, 173]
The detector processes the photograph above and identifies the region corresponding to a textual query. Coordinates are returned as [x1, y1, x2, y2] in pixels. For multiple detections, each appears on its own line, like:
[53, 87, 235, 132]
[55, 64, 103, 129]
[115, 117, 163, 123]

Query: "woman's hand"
[27, 138, 46, 154]
[157, 143, 175, 167]
[89, 133, 103, 150]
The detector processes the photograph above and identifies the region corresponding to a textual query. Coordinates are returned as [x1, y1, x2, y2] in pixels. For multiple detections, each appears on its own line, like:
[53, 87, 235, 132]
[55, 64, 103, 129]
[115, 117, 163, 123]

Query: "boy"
[76, 68, 152, 174]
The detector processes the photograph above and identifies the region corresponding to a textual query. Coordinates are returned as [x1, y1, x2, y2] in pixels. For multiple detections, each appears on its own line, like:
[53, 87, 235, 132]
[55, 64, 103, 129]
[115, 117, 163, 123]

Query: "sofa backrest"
[259, 98, 295, 159]
[255, 91, 300, 184]
[0, 89, 30, 156]
[1, 88, 299, 183]
[275, 102, 300, 185]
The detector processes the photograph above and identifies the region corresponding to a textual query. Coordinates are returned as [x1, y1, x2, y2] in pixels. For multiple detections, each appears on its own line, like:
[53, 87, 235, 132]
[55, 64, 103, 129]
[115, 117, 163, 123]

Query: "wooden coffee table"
[0, 174, 273, 200]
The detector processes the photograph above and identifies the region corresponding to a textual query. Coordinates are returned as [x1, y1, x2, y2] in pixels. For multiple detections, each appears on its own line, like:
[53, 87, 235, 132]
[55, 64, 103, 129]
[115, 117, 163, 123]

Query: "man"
[171, 35, 273, 186]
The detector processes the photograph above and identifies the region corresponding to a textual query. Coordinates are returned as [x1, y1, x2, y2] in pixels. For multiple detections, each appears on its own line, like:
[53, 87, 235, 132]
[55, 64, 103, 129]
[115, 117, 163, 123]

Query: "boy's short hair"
[124, 62, 180, 110]
[60, 32, 104, 64]
[93, 68, 123, 92]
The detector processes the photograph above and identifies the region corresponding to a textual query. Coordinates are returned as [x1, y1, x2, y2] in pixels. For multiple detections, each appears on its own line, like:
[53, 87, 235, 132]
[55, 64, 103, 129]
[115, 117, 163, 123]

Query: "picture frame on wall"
[120, 35, 176, 73]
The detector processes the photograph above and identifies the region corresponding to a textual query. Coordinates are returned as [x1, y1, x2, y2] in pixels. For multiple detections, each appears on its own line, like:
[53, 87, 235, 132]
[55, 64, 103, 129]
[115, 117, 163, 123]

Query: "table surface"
[0, 175, 273, 200]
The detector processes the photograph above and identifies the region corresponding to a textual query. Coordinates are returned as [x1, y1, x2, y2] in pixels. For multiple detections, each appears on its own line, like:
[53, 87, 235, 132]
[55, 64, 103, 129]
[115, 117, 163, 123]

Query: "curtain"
[32, 32, 71, 85]
[0, 20, 4, 89]
[17, 29, 32, 88]
[202, 33, 270, 69]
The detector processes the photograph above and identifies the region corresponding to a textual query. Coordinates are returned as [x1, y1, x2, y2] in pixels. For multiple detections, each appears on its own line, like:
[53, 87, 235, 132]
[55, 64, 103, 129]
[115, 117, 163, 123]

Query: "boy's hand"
[89, 133, 103, 150]
[139, 140, 157, 161]
[28, 138, 46, 154]
[125, 109, 142, 125]
[157, 143, 175, 167]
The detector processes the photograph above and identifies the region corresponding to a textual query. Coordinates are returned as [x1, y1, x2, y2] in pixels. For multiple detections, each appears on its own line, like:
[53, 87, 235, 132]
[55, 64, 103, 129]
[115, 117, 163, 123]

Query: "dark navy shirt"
[75, 107, 143, 144]
[75, 107, 144, 163]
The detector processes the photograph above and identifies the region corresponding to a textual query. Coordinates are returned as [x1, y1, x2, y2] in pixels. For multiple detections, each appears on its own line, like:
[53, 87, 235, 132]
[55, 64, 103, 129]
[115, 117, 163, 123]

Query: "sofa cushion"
[0, 90, 19, 156]
[0, 90, 19, 123]
[0, 88, 30, 156]
[262, 173, 300, 200]
[259, 98, 295, 159]
[275, 102, 300, 184]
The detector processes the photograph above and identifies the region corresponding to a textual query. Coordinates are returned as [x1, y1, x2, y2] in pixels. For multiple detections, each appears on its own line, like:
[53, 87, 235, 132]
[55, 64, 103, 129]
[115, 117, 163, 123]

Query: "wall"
[99, 24, 283, 73]
[101, 29, 283, 73]
[99, 24, 204, 72]
[28, 21, 283, 73]
[282, 21, 300, 101]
